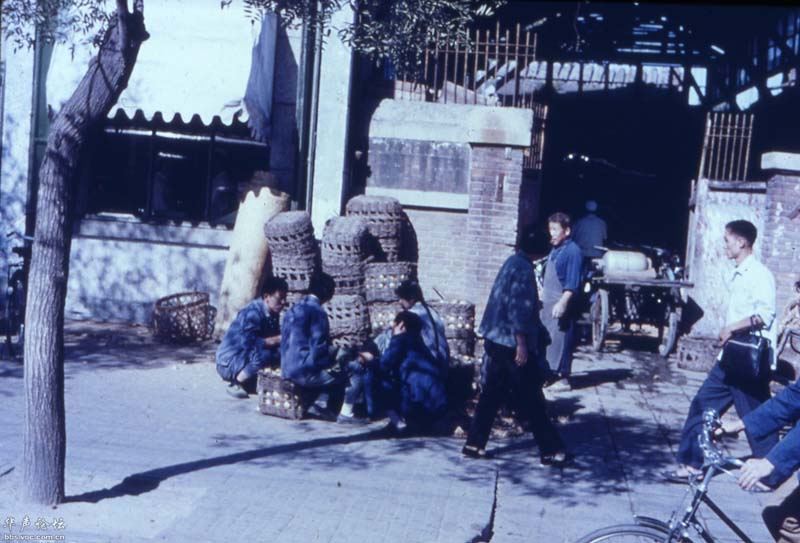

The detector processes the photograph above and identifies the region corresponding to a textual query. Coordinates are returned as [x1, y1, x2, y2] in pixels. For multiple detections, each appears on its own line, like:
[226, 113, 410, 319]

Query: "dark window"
[86, 125, 270, 226]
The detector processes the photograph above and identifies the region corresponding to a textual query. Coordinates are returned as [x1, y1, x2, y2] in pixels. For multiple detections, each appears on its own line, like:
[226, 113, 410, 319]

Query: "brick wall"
[466, 146, 524, 318]
[762, 174, 800, 317]
[404, 209, 469, 301]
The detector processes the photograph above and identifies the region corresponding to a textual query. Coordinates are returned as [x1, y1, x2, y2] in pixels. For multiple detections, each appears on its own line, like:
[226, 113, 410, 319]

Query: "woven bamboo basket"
[447, 337, 476, 357]
[263, 211, 316, 254]
[257, 368, 307, 419]
[345, 195, 405, 262]
[151, 292, 216, 343]
[321, 216, 369, 268]
[364, 262, 417, 303]
[325, 294, 370, 338]
[324, 264, 365, 296]
[368, 301, 401, 332]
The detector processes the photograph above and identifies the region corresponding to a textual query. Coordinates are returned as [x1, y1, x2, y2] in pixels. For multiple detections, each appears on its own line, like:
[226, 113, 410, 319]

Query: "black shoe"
[306, 404, 337, 422]
[540, 451, 574, 468]
[225, 382, 249, 399]
[462, 445, 492, 459]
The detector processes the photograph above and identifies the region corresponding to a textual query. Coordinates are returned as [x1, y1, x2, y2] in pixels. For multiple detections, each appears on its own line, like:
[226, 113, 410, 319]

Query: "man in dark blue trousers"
[462, 224, 569, 465]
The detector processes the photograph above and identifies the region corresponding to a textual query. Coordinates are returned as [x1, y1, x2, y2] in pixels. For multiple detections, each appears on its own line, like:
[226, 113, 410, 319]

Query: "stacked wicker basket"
[264, 211, 318, 302]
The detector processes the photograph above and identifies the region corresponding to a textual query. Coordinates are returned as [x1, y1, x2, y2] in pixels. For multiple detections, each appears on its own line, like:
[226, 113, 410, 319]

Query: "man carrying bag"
[663, 219, 780, 485]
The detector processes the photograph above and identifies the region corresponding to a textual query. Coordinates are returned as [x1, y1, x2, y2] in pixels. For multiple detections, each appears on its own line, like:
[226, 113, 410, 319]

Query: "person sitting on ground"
[361, 311, 448, 433]
[281, 274, 368, 424]
[216, 276, 288, 398]
[394, 280, 450, 367]
[461, 223, 570, 465]
[721, 375, 800, 542]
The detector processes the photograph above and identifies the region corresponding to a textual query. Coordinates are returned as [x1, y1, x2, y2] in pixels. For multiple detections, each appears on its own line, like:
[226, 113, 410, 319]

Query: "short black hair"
[261, 276, 288, 297]
[308, 273, 335, 303]
[395, 280, 423, 302]
[394, 310, 424, 336]
[725, 220, 757, 248]
[517, 223, 538, 254]
[547, 212, 572, 230]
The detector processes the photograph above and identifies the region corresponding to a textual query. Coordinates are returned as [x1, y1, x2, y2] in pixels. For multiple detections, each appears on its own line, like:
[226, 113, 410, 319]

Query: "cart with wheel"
[588, 248, 693, 357]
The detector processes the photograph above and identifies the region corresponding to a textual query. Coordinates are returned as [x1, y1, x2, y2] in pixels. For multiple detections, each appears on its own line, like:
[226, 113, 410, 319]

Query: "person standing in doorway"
[572, 200, 608, 263]
[541, 212, 583, 392]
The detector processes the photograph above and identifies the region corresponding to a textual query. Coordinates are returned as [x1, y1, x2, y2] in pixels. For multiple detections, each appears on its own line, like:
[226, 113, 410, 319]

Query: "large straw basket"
[151, 292, 216, 343]
[325, 294, 370, 346]
[346, 195, 405, 262]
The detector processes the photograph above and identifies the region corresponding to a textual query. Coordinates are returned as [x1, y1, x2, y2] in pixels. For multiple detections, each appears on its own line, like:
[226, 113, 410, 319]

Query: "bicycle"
[1, 231, 30, 359]
[575, 409, 765, 542]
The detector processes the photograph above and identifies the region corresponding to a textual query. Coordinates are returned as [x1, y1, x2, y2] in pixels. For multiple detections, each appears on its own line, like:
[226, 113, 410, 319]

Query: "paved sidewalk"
[0, 323, 777, 542]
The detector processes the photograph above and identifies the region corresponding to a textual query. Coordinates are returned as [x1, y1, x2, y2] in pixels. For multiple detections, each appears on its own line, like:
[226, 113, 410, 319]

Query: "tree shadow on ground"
[568, 368, 633, 390]
[65, 426, 398, 504]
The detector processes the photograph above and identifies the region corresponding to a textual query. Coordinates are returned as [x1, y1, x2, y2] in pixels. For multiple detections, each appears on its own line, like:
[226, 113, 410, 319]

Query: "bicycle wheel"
[575, 524, 670, 543]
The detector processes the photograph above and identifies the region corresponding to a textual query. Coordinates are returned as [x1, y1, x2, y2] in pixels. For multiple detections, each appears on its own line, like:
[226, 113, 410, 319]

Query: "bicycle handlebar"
[699, 408, 745, 470]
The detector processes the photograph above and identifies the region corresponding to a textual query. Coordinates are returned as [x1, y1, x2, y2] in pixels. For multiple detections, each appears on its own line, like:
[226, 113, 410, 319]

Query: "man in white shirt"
[663, 220, 779, 484]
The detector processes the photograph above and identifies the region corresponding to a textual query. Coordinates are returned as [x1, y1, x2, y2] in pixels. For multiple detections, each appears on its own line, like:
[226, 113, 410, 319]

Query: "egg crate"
[368, 301, 401, 331]
[364, 262, 417, 303]
[257, 369, 308, 420]
[430, 301, 475, 337]
[447, 336, 476, 357]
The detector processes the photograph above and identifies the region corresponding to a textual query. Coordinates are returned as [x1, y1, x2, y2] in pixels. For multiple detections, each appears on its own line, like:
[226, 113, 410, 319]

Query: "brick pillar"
[762, 174, 800, 316]
[466, 145, 525, 320]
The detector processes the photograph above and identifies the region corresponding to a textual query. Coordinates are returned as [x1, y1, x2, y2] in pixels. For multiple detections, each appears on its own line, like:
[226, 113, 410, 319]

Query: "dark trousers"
[677, 361, 777, 470]
[764, 479, 800, 543]
[466, 340, 564, 457]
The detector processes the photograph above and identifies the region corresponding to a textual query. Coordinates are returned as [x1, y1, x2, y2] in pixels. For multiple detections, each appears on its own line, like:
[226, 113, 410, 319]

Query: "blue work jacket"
[216, 298, 280, 372]
[374, 332, 448, 420]
[280, 296, 335, 386]
[547, 238, 583, 293]
[479, 251, 543, 352]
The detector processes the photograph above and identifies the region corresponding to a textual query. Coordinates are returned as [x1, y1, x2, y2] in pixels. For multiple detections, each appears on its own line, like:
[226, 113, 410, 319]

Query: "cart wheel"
[591, 289, 609, 352]
[658, 308, 680, 357]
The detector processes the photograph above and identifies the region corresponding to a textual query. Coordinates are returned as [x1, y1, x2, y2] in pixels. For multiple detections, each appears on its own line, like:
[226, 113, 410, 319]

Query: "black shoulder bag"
[718, 316, 770, 380]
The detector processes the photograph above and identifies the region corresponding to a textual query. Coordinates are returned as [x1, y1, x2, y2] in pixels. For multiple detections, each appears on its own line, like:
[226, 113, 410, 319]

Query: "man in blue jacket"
[462, 224, 570, 465]
[281, 274, 367, 423]
[541, 212, 584, 392]
[216, 276, 288, 398]
[363, 311, 448, 433]
[723, 377, 800, 542]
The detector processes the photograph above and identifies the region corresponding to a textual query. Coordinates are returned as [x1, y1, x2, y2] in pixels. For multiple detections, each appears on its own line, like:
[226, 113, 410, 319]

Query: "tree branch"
[134, 0, 144, 15]
[117, 0, 129, 51]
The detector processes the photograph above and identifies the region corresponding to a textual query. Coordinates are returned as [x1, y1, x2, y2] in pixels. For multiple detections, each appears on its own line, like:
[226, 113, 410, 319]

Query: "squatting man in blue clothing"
[281, 274, 368, 424]
[461, 224, 570, 465]
[358, 310, 448, 433]
[215, 276, 288, 399]
[721, 376, 800, 542]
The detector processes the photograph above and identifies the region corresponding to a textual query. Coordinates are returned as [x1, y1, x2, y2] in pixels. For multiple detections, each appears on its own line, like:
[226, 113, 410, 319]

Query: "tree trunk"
[23, 1, 148, 505]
